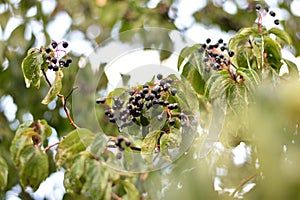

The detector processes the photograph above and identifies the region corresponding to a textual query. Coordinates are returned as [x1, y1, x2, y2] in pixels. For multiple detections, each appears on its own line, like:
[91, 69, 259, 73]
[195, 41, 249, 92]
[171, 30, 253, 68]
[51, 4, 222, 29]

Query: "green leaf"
[90, 133, 109, 158]
[283, 59, 299, 79]
[38, 119, 52, 141]
[121, 180, 140, 200]
[81, 159, 109, 200]
[19, 146, 49, 191]
[0, 10, 10, 29]
[251, 35, 264, 69]
[0, 155, 8, 191]
[10, 126, 34, 166]
[264, 37, 282, 72]
[268, 27, 292, 46]
[181, 62, 205, 95]
[41, 70, 63, 104]
[141, 130, 160, 154]
[21, 48, 44, 88]
[56, 128, 95, 168]
[229, 27, 258, 50]
[177, 44, 201, 70]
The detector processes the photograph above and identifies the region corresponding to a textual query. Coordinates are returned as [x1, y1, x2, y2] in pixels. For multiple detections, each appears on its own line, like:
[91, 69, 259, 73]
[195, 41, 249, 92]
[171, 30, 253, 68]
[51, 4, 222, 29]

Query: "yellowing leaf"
[19, 146, 49, 191]
[41, 70, 63, 104]
[21, 49, 44, 88]
[56, 128, 95, 168]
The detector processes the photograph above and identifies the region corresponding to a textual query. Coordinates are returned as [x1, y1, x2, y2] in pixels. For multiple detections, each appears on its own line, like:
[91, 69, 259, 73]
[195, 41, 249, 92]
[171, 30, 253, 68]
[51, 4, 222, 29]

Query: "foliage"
[1, 0, 300, 200]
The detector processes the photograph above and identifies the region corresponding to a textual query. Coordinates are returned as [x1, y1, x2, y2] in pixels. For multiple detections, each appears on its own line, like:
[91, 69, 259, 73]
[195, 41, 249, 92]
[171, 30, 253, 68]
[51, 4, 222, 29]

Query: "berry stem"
[42, 69, 79, 129]
[44, 141, 61, 151]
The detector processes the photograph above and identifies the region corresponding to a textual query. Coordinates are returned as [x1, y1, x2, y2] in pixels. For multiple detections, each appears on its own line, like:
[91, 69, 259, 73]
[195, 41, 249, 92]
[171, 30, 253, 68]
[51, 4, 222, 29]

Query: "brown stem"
[231, 171, 259, 197]
[42, 69, 79, 129]
[44, 141, 61, 151]
[111, 192, 122, 200]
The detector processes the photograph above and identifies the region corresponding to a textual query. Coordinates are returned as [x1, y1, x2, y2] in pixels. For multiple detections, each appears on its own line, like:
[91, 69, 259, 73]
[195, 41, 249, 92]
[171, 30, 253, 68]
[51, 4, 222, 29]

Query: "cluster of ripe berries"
[255, 4, 280, 26]
[96, 74, 191, 130]
[198, 38, 234, 73]
[44, 40, 72, 71]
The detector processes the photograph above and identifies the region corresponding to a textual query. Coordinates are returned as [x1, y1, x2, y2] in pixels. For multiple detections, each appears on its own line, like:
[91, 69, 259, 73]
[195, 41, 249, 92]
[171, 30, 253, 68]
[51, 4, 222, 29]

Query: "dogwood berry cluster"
[199, 38, 234, 73]
[44, 40, 72, 71]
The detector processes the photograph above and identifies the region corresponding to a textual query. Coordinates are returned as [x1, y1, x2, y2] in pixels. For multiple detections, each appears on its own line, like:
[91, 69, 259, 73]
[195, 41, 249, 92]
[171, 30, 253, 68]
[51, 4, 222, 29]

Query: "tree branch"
[44, 141, 61, 151]
[42, 69, 79, 129]
[231, 171, 259, 197]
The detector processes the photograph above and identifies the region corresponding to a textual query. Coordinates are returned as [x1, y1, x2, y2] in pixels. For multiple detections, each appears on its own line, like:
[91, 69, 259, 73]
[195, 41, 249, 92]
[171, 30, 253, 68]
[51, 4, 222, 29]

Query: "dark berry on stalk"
[116, 152, 122, 159]
[158, 99, 164, 105]
[255, 4, 261, 11]
[135, 93, 142, 100]
[46, 55, 51, 61]
[166, 77, 173, 84]
[66, 57, 72, 64]
[59, 60, 66, 67]
[228, 50, 235, 57]
[128, 89, 135, 96]
[53, 66, 59, 71]
[51, 41, 58, 49]
[167, 104, 174, 110]
[163, 83, 171, 91]
[105, 110, 113, 117]
[48, 64, 53, 70]
[157, 74, 163, 80]
[201, 43, 207, 49]
[269, 10, 276, 17]
[173, 103, 178, 109]
[220, 46, 226, 51]
[206, 38, 211, 44]
[45, 47, 52, 53]
[64, 62, 69, 67]
[203, 57, 209, 62]
[164, 101, 169, 106]
[274, 19, 280, 25]
[117, 135, 124, 144]
[169, 119, 175, 126]
[62, 41, 68, 48]
[218, 38, 223, 44]
[125, 140, 131, 147]
[149, 93, 155, 100]
[146, 101, 153, 109]
[142, 88, 149, 94]
[157, 115, 164, 121]
[179, 112, 185, 120]
[96, 97, 106, 104]
[171, 88, 177, 96]
[264, 6, 269, 12]
[155, 93, 161, 99]
[51, 57, 57, 64]
[198, 47, 204, 53]
[109, 117, 116, 123]
[143, 83, 149, 88]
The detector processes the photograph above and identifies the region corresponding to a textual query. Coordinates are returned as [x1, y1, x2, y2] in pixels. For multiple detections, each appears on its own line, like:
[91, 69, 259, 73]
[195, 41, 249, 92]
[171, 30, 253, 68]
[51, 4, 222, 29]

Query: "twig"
[44, 141, 61, 151]
[111, 192, 122, 200]
[42, 69, 79, 129]
[231, 171, 259, 197]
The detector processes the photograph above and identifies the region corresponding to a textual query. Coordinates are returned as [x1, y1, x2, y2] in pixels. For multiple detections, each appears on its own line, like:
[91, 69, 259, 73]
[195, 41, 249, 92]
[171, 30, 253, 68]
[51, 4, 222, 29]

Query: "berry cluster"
[44, 40, 72, 71]
[256, 4, 280, 26]
[96, 74, 192, 130]
[198, 38, 234, 73]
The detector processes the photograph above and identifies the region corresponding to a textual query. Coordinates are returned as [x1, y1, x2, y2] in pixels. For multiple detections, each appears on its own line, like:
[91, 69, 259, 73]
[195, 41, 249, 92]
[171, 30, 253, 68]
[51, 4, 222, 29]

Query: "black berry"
[59, 60, 66, 67]
[157, 74, 163, 80]
[269, 10, 276, 17]
[125, 140, 131, 147]
[62, 41, 69, 48]
[218, 38, 223, 44]
[171, 88, 177, 96]
[169, 119, 175, 126]
[206, 38, 211, 44]
[96, 97, 106, 104]
[51, 41, 58, 49]
[264, 6, 269, 13]
[274, 19, 280, 25]
[46, 55, 51, 61]
[51, 57, 57, 64]
[255, 4, 261, 11]
[45, 47, 52, 53]
[66, 57, 72, 64]
[228, 50, 235, 57]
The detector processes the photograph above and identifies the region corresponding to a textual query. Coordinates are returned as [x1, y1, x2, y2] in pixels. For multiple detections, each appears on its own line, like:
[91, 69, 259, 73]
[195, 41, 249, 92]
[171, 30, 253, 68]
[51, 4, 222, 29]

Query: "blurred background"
[1, 0, 300, 199]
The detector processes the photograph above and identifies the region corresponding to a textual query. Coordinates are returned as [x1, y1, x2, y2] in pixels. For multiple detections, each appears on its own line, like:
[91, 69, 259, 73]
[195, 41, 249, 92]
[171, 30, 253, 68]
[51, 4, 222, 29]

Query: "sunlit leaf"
[21, 48, 44, 88]
[264, 37, 282, 72]
[229, 27, 257, 50]
[251, 35, 264, 69]
[177, 44, 201, 70]
[38, 119, 52, 141]
[41, 70, 63, 104]
[268, 27, 292, 46]
[283, 59, 299, 79]
[0, 155, 8, 191]
[56, 128, 95, 168]
[81, 159, 109, 200]
[121, 180, 140, 200]
[19, 145, 49, 191]
[141, 130, 160, 154]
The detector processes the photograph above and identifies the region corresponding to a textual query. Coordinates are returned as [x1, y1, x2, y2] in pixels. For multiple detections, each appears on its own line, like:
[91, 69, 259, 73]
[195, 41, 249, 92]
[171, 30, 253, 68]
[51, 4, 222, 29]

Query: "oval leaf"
[0, 155, 8, 191]
[41, 70, 63, 104]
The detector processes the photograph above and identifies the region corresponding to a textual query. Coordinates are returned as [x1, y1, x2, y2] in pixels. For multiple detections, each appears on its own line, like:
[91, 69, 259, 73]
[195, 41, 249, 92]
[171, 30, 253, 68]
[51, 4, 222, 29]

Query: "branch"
[231, 171, 259, 197]
[44, 141, 61, 151]
[111, 192, 122, 200]
[42, 69, 79, 129]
